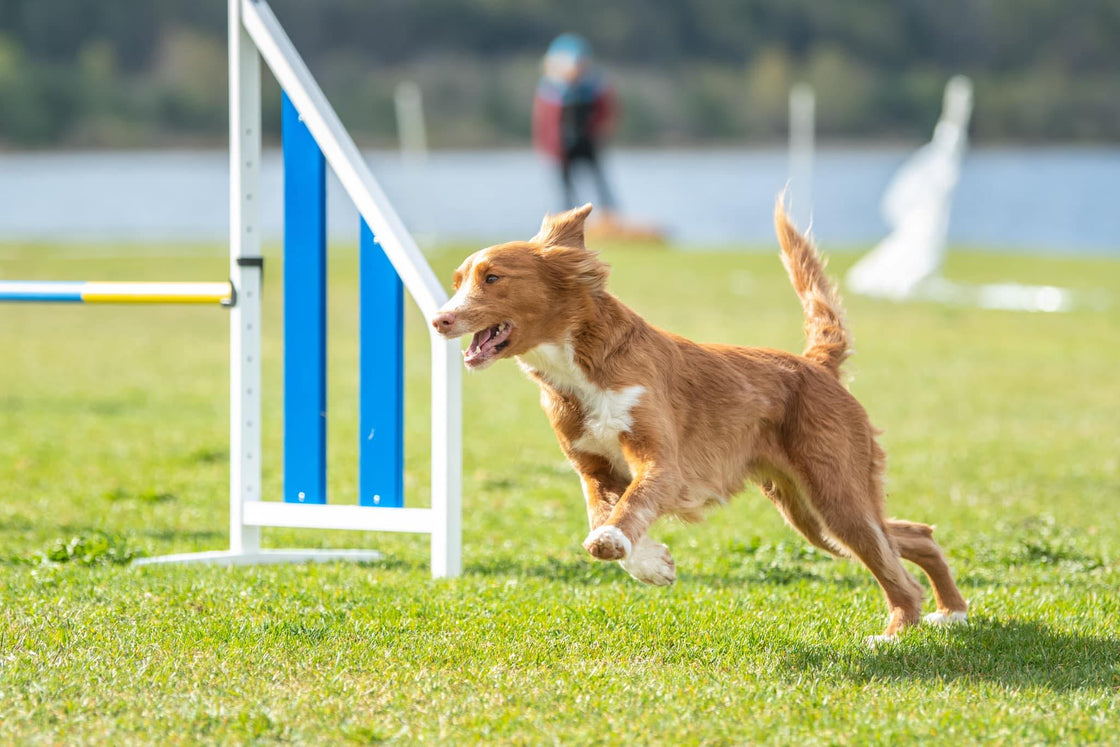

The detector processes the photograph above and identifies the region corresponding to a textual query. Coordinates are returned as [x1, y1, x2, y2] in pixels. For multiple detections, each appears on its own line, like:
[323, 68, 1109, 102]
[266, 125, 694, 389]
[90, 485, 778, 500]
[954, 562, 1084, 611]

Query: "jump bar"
[0, 280, 234, 305]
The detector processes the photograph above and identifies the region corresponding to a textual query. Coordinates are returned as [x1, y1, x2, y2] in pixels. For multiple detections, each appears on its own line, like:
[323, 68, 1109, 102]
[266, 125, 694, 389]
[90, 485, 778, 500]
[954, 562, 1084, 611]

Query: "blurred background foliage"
[0, 0, 1117, 148]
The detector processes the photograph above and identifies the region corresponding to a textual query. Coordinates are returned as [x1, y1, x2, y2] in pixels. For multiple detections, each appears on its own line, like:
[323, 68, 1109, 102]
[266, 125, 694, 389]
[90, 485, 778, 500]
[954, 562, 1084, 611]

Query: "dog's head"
[430, 203, 609, 370]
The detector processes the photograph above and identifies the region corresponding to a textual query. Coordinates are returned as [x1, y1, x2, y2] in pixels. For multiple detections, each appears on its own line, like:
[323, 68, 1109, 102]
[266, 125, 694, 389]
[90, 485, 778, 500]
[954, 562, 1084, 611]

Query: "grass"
[1, 239, 1118, 744]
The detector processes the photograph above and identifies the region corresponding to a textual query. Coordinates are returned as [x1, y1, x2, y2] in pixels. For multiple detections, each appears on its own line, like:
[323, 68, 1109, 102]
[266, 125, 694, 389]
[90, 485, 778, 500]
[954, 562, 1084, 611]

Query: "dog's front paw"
[583, 525, 631, 561]
[620, 537, 675, 586]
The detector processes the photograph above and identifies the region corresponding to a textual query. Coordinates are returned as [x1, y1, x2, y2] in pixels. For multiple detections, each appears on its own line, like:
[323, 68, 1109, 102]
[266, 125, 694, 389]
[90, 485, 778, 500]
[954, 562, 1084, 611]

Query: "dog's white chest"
[518, 343, 644, 475]
[572, 384, 645, 471]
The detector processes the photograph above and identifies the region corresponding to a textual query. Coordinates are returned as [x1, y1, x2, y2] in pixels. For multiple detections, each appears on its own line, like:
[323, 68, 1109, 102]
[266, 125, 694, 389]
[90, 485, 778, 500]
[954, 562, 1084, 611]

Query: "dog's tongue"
[464, 324, 512, 368]
[468, 326, 495, 355]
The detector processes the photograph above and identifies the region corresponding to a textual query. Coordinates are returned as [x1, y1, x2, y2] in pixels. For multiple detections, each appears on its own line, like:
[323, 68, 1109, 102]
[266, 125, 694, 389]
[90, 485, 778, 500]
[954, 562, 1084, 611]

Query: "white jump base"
[135, 505, 441, 566]
[135, 549, 384, 567]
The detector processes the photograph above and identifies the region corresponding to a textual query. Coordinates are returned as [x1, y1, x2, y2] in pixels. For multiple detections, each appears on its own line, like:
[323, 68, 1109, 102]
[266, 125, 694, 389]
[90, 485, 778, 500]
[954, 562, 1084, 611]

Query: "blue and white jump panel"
[136, 0, 461, 576]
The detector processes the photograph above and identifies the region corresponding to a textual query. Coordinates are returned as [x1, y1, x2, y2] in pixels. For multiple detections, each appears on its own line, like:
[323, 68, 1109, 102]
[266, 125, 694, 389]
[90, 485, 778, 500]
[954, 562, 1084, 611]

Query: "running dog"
[430, 199, 968, 641]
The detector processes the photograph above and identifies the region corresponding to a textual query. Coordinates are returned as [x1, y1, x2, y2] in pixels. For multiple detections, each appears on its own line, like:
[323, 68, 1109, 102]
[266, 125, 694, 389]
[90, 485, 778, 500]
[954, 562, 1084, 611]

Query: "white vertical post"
[229, 0, 262, 556]
[394, 81, 428, 159]
[788, 82, 815, 228]
[429, 336, 462, 577]
[394, 80, 432, 246]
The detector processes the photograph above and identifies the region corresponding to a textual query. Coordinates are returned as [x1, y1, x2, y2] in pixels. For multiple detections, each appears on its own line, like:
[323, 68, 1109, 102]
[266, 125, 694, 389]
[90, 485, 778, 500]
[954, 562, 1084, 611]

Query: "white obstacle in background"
[137, 0, 463, 575]
[847, 75, 973, 301]
[787, 83, 815, 229]
[846, 76, 1073, 312]
[394, 80, 435, 246]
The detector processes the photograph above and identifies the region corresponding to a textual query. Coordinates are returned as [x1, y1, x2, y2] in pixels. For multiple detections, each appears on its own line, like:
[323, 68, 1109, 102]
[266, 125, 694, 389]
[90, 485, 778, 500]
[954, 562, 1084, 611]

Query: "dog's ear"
[540, 246, 610, 292]
[533, 203, 593, 250]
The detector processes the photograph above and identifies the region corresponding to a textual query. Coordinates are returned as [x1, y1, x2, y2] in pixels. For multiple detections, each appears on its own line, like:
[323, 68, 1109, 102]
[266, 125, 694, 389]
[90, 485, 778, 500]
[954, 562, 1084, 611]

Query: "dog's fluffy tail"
[774, 198, 850, 378]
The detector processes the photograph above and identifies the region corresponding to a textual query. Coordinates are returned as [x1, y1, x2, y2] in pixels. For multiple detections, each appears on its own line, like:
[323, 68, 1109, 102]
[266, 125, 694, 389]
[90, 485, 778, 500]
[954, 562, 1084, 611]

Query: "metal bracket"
[227, 256, 265, 308]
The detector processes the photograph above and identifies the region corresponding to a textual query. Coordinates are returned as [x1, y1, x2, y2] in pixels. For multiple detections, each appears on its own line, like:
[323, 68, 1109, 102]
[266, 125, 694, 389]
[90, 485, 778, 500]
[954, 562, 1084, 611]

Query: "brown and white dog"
[431, 199, 968, 641]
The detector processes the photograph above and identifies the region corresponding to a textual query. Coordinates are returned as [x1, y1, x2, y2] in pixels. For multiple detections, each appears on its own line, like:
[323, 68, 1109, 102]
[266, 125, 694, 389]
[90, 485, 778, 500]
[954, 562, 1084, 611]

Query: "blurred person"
[532, 33, 618, 212]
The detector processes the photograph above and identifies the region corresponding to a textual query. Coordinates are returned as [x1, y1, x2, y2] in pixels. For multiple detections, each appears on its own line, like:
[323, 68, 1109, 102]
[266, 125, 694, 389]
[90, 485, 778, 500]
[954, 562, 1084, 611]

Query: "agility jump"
[0, 0, 463, 577]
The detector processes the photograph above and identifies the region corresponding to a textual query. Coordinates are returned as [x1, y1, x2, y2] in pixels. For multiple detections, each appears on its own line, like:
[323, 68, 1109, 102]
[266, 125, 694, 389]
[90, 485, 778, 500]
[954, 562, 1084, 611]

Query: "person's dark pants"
[560, 141, 615, 211]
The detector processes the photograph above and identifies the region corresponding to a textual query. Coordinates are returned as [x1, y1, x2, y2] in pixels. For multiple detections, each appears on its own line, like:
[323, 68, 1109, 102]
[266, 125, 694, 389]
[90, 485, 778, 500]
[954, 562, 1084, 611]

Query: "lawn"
[1, 239, 1118, 744]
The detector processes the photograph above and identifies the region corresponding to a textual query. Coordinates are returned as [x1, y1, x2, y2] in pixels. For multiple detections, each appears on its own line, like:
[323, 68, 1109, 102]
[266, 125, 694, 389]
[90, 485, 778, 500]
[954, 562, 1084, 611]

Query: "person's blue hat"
[547, 33, 591, 63]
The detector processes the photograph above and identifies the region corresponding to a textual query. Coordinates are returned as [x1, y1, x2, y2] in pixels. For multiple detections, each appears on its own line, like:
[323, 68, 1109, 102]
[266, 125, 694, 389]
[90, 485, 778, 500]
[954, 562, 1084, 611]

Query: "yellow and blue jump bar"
[0, 280, 234, 305]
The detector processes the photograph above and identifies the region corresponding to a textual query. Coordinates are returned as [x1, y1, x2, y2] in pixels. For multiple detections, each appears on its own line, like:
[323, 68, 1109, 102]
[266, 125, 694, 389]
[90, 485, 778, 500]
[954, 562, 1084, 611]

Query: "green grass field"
[1, 240, 1118, 743]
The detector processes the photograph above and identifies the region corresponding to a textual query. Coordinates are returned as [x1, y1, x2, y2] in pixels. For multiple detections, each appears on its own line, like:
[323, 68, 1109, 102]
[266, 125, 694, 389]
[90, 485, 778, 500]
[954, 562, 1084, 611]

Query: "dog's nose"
[431, 311, 456, 332]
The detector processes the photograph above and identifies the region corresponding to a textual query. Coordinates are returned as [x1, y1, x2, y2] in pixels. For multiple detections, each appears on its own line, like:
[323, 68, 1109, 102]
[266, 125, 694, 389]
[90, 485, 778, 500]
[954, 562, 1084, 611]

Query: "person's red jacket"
[532, 73, 616, 161]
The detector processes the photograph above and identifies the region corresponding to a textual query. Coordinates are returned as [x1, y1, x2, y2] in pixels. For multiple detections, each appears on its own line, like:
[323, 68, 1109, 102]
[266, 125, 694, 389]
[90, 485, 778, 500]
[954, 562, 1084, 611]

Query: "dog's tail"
[774, 197, 850, 378]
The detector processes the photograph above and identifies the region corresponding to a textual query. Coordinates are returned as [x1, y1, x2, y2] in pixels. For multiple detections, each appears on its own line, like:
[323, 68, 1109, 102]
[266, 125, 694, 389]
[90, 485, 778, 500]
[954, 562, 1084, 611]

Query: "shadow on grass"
[0, 519, 224, 546]
[467, 554, 865, 589]
[783, 618, 1120, 691]
[136, 527, 226, 543]
[7, 530, 140, 565]
[467, 556, 607, 585]
[2, 525, 229, 566]
[0, 516, 37, 534]
[685, 567, 863, 589]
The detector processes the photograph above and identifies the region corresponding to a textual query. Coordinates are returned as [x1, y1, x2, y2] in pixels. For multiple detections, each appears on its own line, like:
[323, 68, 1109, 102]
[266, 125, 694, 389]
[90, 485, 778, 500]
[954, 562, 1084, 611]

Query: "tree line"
[1, 0, 1117, 148]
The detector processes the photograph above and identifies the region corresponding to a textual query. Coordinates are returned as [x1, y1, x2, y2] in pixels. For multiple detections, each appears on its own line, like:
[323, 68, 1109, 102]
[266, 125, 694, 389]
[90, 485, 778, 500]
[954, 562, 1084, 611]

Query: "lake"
[0, 146, 1116, 254]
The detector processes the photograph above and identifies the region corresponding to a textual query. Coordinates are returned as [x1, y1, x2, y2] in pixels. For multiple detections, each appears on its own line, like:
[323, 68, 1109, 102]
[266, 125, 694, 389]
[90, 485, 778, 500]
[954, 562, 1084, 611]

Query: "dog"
[431, 199, 968, 641]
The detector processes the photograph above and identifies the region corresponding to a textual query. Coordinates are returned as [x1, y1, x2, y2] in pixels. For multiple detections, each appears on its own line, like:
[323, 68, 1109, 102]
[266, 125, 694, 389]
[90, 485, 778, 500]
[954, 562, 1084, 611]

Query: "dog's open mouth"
[463, 321, 512, 369]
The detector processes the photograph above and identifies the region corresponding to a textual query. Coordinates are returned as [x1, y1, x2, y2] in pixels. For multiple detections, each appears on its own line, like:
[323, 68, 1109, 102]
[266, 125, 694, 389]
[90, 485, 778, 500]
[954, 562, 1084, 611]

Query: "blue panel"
[282, 92, 328, 505]
[359, 220, 404, 507]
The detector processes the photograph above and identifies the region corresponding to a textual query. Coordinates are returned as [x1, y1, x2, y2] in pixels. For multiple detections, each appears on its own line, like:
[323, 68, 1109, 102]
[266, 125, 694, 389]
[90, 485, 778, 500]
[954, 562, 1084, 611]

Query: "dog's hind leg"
[831, 514, 925, 640]
[771, 474, 924, 639]
[760, 477, 846, 557]
[887, 519, 968, 625]
[799, 476, 925, 639]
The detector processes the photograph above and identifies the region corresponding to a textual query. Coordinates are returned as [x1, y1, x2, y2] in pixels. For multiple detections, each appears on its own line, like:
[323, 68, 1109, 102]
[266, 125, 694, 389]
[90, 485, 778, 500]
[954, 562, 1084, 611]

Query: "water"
[0, 146, 1116, 253]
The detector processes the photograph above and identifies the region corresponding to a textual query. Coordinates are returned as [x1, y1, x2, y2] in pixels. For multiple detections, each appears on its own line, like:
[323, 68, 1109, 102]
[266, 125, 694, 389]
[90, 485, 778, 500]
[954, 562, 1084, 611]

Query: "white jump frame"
[136, 0, 462, 576]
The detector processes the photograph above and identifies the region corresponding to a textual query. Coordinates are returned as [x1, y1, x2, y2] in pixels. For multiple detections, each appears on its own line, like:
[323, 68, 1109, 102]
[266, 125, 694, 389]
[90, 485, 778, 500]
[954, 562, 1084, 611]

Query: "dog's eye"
[485, 274, 499, 284]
